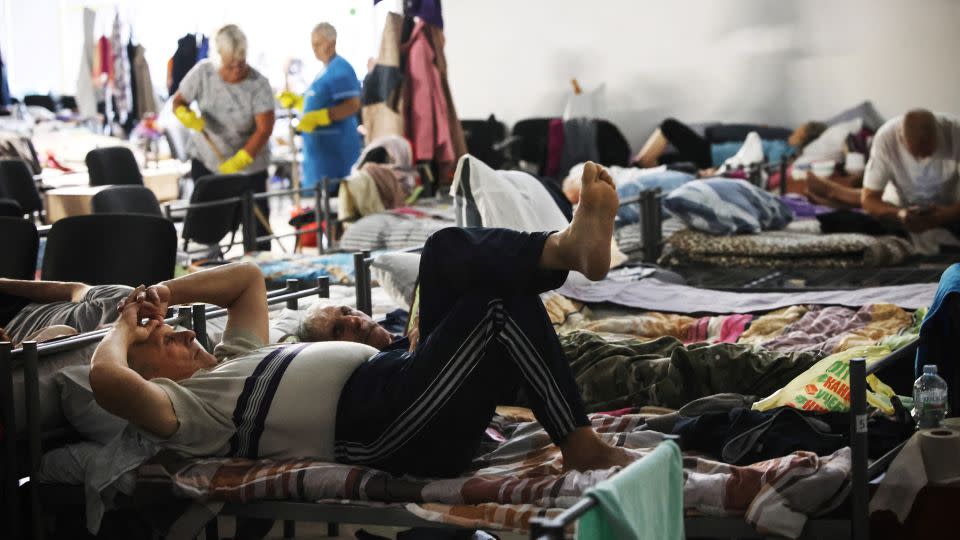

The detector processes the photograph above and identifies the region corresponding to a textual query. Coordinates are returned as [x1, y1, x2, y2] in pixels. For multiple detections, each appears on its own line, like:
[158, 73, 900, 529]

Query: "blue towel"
[576, 441, 684, 540]
[916, 263, 960, 412]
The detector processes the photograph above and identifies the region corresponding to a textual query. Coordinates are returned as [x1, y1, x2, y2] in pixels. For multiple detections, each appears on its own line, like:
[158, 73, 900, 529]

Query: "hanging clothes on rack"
[0, 43, 10, 106]
[401, 19, 454, 174]
[169, 34, 198, 95]
[127, 39, 139, 122]
[130, 43, 158, 117]
[404, 0, 443, 29]
[111, 12, 132, 128]
[361, 12, 405, 143]
[76, 8, 98, 117]
[196, 35, 209, 62]
[423, 22, 466, 167]
[96, 35, 114, 81]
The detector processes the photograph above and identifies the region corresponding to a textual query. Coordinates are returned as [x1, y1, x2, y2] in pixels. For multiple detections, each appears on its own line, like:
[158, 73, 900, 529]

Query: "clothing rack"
[527, 341, 918, 539]
[1, 277, 332, 540]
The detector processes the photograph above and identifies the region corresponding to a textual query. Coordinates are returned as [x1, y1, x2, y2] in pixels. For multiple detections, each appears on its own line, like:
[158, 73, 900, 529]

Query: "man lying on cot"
[91, 161, 635, 477]
[0, 280, 133, 346]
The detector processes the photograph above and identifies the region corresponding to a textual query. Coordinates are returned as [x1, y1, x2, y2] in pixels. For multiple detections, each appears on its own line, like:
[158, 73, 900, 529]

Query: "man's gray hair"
[297, 303, 328, 342]
[312, 22, 337, 43]
[215, 24, 248, 62]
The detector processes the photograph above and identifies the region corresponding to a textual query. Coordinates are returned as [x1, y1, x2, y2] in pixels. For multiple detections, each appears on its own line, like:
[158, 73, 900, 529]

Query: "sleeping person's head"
[128, 323, 218, 381]
[299, 304, 394, 349]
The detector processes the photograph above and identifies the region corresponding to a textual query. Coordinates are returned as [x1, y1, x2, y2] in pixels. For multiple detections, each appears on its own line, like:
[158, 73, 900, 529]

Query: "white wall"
[444, 0, 960, 150]
[1, 0, 399, 98]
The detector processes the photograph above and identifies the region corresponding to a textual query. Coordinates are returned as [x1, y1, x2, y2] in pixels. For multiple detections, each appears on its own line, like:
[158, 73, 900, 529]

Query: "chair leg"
[205, 517, 219, 540]
[326, 522, 339, 537]
[283, 520, 295, 538]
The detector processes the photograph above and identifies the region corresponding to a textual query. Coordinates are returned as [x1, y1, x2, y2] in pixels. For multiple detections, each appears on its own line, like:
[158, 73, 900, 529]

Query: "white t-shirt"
[863, 114, 960, 207]
[148, 331, 377, 460]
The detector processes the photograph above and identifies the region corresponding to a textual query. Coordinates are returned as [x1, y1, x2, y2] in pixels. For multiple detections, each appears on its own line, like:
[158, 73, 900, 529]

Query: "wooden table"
[42, 162, 186, 223]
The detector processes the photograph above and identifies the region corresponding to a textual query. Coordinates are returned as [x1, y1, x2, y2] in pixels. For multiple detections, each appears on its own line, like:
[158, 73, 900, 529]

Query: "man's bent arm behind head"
[90, 294, 178, 438]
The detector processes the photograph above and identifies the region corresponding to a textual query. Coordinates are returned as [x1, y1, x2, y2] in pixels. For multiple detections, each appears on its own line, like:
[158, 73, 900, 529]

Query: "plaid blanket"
[132, 412, 850, 539]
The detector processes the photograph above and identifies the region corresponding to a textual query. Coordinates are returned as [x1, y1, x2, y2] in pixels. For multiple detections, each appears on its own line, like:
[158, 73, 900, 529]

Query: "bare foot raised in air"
[557, 161, 619, 280]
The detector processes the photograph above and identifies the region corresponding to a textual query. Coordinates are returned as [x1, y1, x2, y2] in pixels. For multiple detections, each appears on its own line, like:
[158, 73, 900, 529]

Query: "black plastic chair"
[181, 174, 254, 255]
[23, 94, 56, 112]
[0, 217, 38, 280]
[41, 214, 176, 286]
[0, 198, 23, 218]
[58, 95, 78, 112]
[85, 146, 143, 187]
[91, 185, 162, 216]
[462, 115, 509, 169]
[595, 119, 632, 167]
[510, 118, 553, 174]
[0, 159, 43, 217]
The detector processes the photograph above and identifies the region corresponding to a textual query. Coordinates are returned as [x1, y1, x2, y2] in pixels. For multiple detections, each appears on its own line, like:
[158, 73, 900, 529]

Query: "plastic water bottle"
[913, 364, 949, 429]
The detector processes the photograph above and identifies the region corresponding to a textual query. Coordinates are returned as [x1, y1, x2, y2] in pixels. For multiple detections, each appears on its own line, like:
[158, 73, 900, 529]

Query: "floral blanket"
[132, 412, 850, 539]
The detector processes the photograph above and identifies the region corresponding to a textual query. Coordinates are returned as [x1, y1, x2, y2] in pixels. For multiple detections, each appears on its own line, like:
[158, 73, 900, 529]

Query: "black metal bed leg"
[0, 342, 21, 540]
[850, 357, 869, 540]
[326, 522, 339, 537]
[205, 517, 220, 540]
[283, 519, 296, 538]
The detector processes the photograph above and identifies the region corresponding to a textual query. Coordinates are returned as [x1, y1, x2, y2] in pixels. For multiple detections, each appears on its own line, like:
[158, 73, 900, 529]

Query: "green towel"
[576, 441, 684, 540]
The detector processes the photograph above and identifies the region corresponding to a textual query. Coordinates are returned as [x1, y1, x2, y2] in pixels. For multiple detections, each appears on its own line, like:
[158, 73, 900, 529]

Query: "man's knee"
[422, 227, 468, 261]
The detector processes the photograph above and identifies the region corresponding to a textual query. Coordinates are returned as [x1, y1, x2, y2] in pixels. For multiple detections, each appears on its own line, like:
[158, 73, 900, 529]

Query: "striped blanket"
[133, 412, 850, 539]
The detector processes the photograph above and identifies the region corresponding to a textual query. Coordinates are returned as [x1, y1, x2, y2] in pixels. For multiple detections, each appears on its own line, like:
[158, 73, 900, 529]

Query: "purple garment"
[779, 194, 835, 220]
[544, 118, 565, 178]
[402, 0, 443, 29]
[762, 305, 873, 353]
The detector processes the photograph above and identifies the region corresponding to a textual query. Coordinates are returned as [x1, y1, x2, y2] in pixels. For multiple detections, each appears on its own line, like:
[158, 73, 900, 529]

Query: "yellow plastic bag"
[753, 346, 897, 415]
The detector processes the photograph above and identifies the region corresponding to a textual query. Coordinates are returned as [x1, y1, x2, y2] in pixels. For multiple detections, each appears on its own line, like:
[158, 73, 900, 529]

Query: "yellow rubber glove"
[277, 90, 304, 111]
[174, 105, 205, 132]
[218, 149, 254, 174]
[297, 108, 331, 133]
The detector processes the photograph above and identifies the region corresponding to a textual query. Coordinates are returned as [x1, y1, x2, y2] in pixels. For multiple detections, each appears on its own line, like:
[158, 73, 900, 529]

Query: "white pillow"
[371, 252, 421, 308]
[450, 154, 570, 232]
[796, 118, 863, 164]
[56, 365, 126, 445]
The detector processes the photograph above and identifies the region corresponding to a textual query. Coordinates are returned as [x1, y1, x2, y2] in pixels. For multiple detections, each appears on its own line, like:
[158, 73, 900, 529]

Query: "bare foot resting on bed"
[560, 427, 637, 472]
[544, 161, 618, 280]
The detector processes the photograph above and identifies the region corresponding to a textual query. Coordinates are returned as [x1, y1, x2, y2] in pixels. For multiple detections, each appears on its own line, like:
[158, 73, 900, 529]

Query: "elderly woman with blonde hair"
[172, 24, 275, 250]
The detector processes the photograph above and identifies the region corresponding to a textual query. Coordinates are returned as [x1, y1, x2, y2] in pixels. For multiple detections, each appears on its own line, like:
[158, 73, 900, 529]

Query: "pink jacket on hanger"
[402, 20, 454, 165]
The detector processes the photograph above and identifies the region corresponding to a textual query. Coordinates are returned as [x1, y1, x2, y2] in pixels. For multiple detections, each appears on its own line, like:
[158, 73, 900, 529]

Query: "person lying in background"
[90, 162, 635, 483]
[860, 109, 960, 233]
[0, 279, 133, 347]
[632, 117, 827, 172]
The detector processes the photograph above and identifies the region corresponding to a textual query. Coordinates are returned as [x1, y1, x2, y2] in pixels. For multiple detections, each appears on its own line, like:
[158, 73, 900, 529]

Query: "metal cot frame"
[3, 241, 916, 540]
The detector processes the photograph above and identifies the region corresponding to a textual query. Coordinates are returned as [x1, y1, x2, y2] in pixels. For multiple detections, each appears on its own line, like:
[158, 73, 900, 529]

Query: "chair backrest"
[510, 118, 554, 174]
[595, 119, 632, 168]
[58, 95, 78, 112]
[462, 115, 508, 169]
[84, 146, 143, 187]
[181, 174, 252, 246]
[91, 185, 162, 216]
[23, 94, 56, 112]
[41, 214, 176, 286]
[0, 217, 38, 279]
[0, 159, 43, 214]
[0, 198, 23, 218]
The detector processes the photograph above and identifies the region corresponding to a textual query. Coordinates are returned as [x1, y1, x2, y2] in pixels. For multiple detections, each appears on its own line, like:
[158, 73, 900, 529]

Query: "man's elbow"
[88, 363, 125, 412]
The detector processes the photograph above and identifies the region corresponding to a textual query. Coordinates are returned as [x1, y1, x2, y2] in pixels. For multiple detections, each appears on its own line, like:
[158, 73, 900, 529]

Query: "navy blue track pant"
[334, 227, 590, 477]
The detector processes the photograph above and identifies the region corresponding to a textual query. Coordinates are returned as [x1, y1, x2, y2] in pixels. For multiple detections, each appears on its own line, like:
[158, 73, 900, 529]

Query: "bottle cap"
[924, 364, 938, 375]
